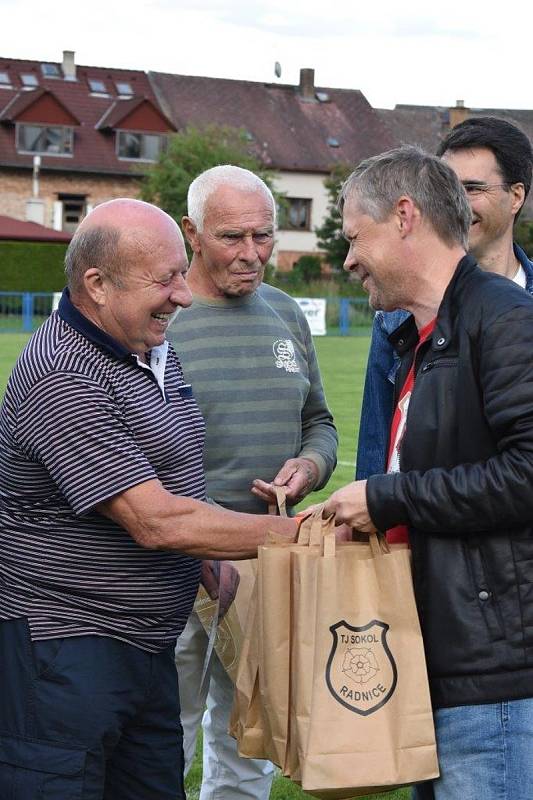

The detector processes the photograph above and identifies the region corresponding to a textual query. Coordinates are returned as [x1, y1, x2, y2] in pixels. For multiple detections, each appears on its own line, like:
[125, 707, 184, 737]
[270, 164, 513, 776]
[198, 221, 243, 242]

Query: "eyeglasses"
[461, 182, 512, 196]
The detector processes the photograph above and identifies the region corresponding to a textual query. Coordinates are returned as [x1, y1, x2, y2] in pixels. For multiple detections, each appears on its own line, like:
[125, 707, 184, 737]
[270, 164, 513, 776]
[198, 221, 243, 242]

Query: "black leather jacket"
[367, 255, 533, 709]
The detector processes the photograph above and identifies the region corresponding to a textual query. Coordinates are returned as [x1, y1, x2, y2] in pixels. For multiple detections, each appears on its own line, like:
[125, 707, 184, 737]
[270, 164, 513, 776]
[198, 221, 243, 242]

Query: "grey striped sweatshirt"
[168, 282, 337, 514]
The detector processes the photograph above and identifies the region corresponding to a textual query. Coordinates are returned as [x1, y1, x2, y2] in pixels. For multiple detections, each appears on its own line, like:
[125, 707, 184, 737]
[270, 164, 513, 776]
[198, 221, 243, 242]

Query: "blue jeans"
[413, 698, 533, 800]
[0, 617, 185, 800]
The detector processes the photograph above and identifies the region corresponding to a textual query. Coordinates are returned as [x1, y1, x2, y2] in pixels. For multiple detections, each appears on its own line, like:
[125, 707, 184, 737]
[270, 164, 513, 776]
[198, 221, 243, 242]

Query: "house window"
[41, 63, 60, 78]
[21, 73, 38, 87]
[88, 78, 107, 93]
[117, 131, 163, 161]
[0, 71, 12, 87]
[115, 81, 133, 96]
[17, 124, 73, 155]
[279, 198, 312, 231]
[57, 193, 87, 233]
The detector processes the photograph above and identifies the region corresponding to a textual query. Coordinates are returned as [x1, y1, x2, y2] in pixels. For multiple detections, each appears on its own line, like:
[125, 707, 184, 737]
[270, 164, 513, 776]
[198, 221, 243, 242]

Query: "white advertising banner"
[294, 298, 327, 336]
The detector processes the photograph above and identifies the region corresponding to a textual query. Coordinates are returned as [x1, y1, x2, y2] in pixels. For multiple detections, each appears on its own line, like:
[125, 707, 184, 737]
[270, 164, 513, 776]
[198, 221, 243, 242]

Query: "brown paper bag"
[193, 502, 270, 684]
[194, 585, 243, 684]
[289, 521, 383, 785]
[228, 575, 276, 760]
[229, 486, 291, 761]
[287, 544, 321, 782]
[256, 508, 327, 774]
[299, 529, 439, 796]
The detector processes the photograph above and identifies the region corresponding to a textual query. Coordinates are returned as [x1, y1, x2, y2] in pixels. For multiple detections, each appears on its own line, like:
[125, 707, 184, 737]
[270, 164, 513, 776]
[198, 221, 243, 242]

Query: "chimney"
[299, 68, 315, 102]
[62, 50, 76, 81]
[449, 99, 469, 129]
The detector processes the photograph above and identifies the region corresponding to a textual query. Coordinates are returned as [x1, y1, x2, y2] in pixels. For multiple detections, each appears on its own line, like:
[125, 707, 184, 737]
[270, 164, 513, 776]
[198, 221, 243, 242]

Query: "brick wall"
[0, 168, 141, 228]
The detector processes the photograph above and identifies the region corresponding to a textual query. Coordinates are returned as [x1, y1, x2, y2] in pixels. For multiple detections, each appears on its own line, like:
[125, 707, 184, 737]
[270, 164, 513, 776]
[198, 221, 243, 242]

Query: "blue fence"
[0, 292, 374, 335]
[0, 292, 60, 333]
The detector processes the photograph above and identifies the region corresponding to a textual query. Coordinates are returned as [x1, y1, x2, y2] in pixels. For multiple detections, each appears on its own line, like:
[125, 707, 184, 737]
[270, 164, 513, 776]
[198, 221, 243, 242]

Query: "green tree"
[315, 163, 352, 271]
[140, 125, 275, 228]
[291, 254, 323, 282]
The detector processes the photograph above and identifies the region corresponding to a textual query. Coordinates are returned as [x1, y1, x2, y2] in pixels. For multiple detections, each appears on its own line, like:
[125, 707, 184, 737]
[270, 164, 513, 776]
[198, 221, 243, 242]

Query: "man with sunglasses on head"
[356, 116, 533, 484]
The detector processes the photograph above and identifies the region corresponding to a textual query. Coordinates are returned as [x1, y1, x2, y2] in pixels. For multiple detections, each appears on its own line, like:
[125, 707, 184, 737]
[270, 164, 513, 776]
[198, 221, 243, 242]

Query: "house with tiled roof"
[0, 50, 175, 233]
[149, 67, 396, 268]
[0, 51, 397, 269]
[2, 50, 532, 271]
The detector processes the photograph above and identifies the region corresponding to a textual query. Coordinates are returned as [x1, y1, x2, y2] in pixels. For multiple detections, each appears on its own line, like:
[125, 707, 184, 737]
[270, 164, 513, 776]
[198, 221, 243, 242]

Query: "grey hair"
[187, 165, 276, 230]
[339, 145, 472, 249]
[65, 226, 124, 294]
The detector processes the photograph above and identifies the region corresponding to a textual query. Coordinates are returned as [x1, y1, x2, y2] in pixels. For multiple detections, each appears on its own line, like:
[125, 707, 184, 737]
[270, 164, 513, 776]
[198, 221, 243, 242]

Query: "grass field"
[0, 333, 410, 800]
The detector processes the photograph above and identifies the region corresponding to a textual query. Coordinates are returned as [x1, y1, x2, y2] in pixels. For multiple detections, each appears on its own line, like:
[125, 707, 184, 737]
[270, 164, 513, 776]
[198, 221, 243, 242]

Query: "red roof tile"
[95, 96, 175, 131]
[149, 72, 396, 172]
[0, 214, 71, 242]
[0, 57, 174, 176]
[0, 87, 81, 125]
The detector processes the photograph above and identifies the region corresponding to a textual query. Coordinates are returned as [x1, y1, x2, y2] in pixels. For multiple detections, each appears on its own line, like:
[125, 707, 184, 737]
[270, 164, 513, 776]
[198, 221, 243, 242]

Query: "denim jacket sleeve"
[355, 309, 410, 479]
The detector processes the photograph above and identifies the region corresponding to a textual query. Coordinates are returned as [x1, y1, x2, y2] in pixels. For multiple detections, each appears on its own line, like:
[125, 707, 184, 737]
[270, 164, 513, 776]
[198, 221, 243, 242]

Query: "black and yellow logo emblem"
[325, 620, 397, 716]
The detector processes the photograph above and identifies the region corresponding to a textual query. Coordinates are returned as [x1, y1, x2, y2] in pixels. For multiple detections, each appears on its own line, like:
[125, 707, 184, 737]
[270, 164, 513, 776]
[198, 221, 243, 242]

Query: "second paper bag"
[299, 532, 439, 795]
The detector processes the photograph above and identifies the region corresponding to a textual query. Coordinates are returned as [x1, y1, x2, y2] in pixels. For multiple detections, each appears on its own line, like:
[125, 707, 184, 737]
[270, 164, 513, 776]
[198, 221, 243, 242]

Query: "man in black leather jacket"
[325, 145, 533, 800]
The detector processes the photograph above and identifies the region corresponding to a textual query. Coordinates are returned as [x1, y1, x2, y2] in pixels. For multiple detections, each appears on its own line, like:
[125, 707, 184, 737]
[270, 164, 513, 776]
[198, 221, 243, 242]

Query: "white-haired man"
[169, 166, 337, 800]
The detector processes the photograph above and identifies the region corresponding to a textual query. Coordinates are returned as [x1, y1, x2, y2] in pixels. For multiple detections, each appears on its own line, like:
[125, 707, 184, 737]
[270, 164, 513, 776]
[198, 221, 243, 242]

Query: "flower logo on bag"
[342, 648, 379, 684]
[326, 620, 397, 716]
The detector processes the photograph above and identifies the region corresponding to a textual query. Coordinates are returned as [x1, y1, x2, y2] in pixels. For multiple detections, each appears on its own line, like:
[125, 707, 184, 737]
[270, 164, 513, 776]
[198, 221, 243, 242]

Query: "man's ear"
[395, 196, 418, 237]
[182, 217, 201, 254]
[83, 268, 107, 305]
[510, 183, 525, 219]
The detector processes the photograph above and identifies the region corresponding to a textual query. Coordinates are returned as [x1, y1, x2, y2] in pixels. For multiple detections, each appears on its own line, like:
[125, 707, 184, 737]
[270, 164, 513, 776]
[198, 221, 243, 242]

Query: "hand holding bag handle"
[268, 485, 288, 517]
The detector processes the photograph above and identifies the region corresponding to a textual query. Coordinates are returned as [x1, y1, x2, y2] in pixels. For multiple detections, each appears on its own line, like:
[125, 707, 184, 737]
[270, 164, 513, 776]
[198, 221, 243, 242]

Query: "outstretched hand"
[251, 457, 319, 506]
[323, 480, 377, 534]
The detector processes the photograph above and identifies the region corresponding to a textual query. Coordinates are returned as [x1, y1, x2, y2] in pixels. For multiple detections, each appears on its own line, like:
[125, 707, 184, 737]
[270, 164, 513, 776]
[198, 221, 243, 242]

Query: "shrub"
[0, 241, 67, 291]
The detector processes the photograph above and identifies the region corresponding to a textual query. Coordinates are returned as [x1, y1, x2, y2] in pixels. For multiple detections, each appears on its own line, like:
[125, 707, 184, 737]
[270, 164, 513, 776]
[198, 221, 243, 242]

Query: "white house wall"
[271, 171, 329, 265]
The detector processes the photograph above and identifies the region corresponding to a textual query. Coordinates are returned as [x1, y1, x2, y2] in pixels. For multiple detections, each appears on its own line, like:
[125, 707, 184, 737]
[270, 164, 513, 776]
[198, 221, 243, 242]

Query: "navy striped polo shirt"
[0, 290, 205, 653]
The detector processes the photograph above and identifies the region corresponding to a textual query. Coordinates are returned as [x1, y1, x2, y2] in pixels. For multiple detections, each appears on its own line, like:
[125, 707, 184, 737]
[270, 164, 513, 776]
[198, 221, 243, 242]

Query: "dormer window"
[17, 123, 73, 155]
[0, 71, 12, 88]
[116, 130, 163, 161]
[88, 78, 107, 94]
[115, 81, 133, 97]
[21, 73, 38, 87]
[41, 63, 61, 78]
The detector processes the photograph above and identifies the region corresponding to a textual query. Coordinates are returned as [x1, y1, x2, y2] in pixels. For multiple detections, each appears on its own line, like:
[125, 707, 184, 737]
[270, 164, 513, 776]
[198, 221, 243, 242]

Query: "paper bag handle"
[295, 503, 324, 545]
[322, 529, 390, 558]
[369, 531, 391, 558]
[295, 506, 335, 548]
[293, 504, 334, 546]
[267, 485, 288, 518]
[309, 509, 335, 546]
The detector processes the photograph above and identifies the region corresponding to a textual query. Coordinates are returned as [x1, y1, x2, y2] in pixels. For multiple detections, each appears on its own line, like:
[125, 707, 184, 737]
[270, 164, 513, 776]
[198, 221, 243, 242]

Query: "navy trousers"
[0, 618, 185, 799]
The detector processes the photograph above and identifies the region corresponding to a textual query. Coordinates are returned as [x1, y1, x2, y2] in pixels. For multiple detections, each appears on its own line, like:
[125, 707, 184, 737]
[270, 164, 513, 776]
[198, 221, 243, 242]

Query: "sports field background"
[1, 333, 411, 800]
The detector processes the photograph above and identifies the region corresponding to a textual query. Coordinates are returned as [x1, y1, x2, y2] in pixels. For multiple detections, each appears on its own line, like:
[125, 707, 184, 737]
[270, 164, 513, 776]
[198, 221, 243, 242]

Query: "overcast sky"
[1, 0, 531, 110]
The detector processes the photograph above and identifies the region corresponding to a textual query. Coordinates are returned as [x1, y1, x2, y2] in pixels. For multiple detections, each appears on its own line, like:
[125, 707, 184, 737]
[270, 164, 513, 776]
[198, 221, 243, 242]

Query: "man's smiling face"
[442, 146, 517, 262]
[342, 195, 402, 311]
[99, 224, 191, 357]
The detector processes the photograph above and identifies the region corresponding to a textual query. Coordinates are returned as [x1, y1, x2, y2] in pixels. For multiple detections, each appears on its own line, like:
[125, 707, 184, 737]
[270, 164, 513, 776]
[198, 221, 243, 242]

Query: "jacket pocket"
[464, 540, 505, 641]
[0, 734, 86, 800]
[420, 357, 459, 373]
